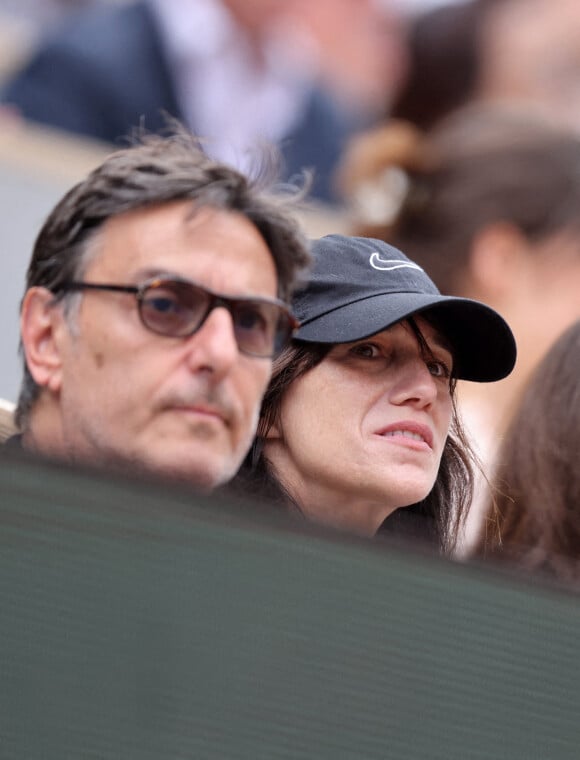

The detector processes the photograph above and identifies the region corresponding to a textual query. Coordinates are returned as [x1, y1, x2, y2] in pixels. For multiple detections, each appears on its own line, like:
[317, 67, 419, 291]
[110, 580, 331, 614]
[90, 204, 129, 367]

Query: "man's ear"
[20, 287, 67, 394]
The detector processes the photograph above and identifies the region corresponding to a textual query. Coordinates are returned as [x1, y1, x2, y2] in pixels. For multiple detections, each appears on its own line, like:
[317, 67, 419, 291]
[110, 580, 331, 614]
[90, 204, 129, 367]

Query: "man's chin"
[139, 450, 240, 493]
[77, 439, 243, 493]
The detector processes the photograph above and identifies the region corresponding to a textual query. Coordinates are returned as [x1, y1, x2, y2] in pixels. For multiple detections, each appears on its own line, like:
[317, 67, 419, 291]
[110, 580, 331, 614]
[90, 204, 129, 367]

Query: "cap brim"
[296, 292, 516, 382]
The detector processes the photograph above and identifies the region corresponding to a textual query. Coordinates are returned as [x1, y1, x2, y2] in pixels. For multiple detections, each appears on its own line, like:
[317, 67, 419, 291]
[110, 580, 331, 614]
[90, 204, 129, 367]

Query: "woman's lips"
[375, 420, 434, 449]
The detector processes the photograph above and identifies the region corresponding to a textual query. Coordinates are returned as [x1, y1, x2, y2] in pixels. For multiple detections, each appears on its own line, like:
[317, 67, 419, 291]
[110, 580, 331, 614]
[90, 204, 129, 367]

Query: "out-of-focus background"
[3, 0, 580, 421]
[0, 1, 118, 401]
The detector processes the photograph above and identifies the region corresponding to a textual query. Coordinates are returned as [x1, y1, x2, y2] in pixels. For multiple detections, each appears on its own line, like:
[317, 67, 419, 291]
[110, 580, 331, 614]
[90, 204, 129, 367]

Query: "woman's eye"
[350, 343, 380, 359]
[427, 360, 451, 379]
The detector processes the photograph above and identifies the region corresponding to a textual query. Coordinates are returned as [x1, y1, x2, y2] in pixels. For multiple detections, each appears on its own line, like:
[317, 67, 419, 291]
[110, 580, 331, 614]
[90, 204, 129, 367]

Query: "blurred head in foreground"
[475, 320, 580, 584]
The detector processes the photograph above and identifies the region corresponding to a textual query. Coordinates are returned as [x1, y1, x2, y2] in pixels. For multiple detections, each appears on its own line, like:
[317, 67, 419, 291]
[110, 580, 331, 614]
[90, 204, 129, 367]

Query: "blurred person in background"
[474, 320, 580, 586]
[0, 0, 102, 28]
[0, 0, 114, 80]
[477, 0, 580, 129]
[0, 0, 406, 204]
[233, 234, 515, 555]
[388, 0, 492, 131]
[336, 105, 580, 548]
[0, 399, 16, 441]
[280, 0, 407, 120]
[390, 0, 580, 134]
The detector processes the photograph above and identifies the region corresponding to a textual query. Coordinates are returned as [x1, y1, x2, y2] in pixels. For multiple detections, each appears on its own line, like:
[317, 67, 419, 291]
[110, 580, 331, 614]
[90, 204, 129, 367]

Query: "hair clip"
[350, 166, 410, 226]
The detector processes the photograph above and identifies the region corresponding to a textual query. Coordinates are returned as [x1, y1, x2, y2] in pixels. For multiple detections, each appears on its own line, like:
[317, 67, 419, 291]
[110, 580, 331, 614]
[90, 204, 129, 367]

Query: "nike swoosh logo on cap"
[369, 253, 424, 272]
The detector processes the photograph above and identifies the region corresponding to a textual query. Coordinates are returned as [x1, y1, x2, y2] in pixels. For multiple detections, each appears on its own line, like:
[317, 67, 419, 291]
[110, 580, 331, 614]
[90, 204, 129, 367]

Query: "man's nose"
[183, 306, 240, 380]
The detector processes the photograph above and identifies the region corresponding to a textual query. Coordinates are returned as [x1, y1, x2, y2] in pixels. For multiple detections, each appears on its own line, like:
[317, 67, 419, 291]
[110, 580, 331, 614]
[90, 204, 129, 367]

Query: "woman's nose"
[388, 357, 439, 408]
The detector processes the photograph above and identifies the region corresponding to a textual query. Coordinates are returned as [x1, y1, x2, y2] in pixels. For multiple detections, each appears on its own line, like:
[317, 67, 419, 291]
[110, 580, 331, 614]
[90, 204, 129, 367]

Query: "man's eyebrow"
[132, 267, 179, 281]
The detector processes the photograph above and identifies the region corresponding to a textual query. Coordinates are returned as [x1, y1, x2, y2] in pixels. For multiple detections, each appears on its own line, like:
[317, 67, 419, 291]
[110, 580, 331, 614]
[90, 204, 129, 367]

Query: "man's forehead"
[99, 200, 243, 236]
[94, 202, 259, 260]
[87, 201, 278, 296]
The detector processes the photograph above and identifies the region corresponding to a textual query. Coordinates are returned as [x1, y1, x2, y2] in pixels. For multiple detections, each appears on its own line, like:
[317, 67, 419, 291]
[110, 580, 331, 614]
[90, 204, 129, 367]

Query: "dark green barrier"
[1, 453, 579, 759]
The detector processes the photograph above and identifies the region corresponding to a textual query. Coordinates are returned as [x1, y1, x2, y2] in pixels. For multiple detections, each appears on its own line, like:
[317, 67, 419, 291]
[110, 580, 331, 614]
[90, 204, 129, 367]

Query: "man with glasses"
[12, 129, 310, 490]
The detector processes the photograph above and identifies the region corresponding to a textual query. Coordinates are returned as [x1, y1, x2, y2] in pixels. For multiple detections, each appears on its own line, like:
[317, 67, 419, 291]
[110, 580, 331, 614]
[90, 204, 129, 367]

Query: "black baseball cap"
[293, 235, 516, 382]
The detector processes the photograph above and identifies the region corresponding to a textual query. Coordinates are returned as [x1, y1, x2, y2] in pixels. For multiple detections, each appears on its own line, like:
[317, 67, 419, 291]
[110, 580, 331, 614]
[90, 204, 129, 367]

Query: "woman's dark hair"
[474, 321, 580, 582]
[234, 318, 476, 555]
[390, 0, 498, 130]
[338, 104, 580, 296]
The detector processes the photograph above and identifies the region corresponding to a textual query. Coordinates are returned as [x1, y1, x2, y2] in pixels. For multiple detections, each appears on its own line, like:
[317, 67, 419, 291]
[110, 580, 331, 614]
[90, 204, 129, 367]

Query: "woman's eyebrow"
[431, 333, 453, 355]
[422, 327, 454, 359]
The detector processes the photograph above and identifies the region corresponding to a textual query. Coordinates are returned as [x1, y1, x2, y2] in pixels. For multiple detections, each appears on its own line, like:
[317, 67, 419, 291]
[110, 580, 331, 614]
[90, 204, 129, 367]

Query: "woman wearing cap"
[234, 234, 516, 554]
[337, 104, 580, 548]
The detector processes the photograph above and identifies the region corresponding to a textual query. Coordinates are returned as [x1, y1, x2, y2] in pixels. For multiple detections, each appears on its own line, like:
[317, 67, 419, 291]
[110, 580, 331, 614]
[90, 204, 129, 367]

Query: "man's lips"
[168, 404, 230, 426]
[374, 420, 434, 449]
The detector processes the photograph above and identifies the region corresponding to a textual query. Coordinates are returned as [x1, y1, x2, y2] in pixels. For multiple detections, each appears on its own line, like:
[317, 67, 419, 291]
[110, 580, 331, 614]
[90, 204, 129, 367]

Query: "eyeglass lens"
[138, 280, 291, 357]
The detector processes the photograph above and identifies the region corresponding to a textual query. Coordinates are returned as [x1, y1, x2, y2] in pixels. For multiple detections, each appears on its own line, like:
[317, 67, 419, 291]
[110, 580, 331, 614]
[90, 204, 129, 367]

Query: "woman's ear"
[20, 287, 66, 394]
[466, 222, 531, 302]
